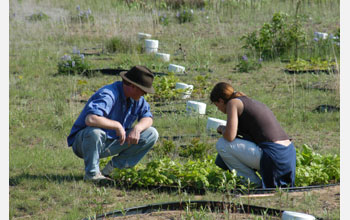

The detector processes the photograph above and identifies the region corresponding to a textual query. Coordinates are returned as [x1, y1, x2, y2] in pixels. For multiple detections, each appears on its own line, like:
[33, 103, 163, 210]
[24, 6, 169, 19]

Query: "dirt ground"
[101, 185, 340, 219]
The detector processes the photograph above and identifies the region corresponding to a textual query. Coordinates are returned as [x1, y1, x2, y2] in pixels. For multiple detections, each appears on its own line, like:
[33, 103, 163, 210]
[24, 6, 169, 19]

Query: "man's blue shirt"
[67, 81, 153, 146]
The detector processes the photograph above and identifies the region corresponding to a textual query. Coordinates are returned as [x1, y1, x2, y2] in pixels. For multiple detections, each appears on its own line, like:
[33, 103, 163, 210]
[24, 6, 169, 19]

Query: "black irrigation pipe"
[88, 68, 187, 77]
[313, 104, 340, 113]
[284, 68, 338, 74]
[83, 199, 325, 220]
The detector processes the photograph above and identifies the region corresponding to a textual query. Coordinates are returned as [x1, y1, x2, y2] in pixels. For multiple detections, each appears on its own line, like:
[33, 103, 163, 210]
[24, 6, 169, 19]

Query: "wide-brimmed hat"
[120, 66, 155, 94]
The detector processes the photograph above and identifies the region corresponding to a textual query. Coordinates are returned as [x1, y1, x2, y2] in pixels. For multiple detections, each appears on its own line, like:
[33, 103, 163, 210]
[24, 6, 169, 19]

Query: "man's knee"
[82, 127, 106, 141]
[143, 127, 159, 143]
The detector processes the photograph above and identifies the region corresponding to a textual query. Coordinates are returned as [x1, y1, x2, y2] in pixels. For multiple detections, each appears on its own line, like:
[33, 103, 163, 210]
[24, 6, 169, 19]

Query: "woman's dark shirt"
[236, 96, 290, 144]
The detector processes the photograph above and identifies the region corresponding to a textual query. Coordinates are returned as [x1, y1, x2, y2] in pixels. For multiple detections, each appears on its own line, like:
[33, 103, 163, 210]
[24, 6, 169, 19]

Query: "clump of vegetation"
[241, 12, 307, 60]
[163, 0, 206, 9]
[179, 138, 213, 160]
[105, 36, 142, 54]
[26, 12, 49, 22]
[147, 72, 182, 101]
[176, 8, 195, 23]
[295, 144, 340, 186]
[57, 54, 91, 76]
[286, 58, 336, 72]
[159, 13, 170, 26]
[102, 142, 340, 190]
[152, 140, 177, 157]
[235, 55, 262, 73]
[309, 30, 340, 60]
[71, 5, 94, 24]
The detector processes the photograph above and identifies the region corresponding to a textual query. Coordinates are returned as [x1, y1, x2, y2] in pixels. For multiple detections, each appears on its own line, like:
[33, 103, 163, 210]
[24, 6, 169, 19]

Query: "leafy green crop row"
[100, 144, 339, 190]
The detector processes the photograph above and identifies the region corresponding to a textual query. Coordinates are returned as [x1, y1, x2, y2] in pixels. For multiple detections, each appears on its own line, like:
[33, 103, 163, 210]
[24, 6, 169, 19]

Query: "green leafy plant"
[241, 12, 307, 60]
[235, 55, 262, 72]
[146, 72, 182, 101]
[159, 13, 170, 26]
[192, 74, 211, 98]
[152, 140, 177, 157]
[286, 58, 336, 72]
[57, 54, 91, 76]
[101, 143, 339, 190]
[295, 144, 340, 186]
[26, 12, 49, 22]
[179, 138, 213, 160]
[176, 8, 195, 23]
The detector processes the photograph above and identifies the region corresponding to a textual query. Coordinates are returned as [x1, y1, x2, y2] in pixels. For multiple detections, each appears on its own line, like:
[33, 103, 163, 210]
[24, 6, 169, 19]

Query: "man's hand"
[115, 125, 126, 145]
[126, 126, 141, 146]
[85, 114, 126, 145]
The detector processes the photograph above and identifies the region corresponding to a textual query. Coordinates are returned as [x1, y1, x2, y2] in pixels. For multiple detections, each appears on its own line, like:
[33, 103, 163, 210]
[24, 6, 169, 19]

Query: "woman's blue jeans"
[72, 126, 158, 176]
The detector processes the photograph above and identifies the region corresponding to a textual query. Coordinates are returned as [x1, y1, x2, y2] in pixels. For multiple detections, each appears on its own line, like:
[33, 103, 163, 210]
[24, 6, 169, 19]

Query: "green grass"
[9, 0, 340, 219]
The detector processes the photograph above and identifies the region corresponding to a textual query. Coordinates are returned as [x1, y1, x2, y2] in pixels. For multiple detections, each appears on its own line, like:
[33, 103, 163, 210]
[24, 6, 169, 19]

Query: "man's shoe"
[101, 161, 114, 177]
[84, 172, 108, 181]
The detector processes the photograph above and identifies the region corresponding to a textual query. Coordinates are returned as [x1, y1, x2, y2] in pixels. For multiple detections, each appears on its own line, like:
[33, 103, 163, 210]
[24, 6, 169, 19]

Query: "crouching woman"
[210, 82, 296, 188]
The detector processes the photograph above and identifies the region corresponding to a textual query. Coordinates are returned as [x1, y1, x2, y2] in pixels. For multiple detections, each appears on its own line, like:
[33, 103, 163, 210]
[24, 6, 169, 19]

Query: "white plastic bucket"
[156, 53, 170, 62]
[168, 64, 185, 74]
[282, 211, 316, 220]
[186, 101, 206, 115]
[206, 117, 227, 132]
[145, 39, 158, 48]
[138, 32, 151, 40]
[176, 83, 193, 99]
[145, 47, 158, 54]
[145, 39, 159, 54]
[314, 32, 328, 40]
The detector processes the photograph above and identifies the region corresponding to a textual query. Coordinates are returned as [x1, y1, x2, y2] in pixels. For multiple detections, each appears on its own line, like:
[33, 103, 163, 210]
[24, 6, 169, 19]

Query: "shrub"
[159, 13, 170, 26]
[235, 55, 263, 73]
[26, 12, 49, 22]
[176, 8, 195, 24]
[241, 12, 307, 60]
[147, 72, 182, 101]
[163, 0, 206, 9]
[105, 37, 141, 54]
[57, 54, 91, 76]
[71, 5, 94, 24]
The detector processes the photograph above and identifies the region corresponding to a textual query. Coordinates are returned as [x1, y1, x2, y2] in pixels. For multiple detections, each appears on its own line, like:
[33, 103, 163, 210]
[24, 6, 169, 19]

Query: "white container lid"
[282, 211, 316, 220]
[206, 117, 227, 131]
[155, 53, 170, 62]
[186, 101, 206, 115]
[176, 82, 192, 90]
[168, 64, 185, 73]
[138, 32, 151, 40]
[145, 39, 159, 48]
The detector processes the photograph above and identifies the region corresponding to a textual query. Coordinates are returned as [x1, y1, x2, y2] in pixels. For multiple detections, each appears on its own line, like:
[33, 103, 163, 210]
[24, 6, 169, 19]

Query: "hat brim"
[120, 71, 155, 94]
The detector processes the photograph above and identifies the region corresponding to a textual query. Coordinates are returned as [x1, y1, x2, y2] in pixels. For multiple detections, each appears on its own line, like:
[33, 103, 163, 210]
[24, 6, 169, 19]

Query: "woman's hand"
[217, 125, 226, 134]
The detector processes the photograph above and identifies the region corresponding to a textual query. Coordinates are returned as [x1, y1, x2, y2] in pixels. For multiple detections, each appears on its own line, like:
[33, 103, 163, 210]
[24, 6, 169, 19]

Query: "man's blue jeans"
[72, 126, 158, 176]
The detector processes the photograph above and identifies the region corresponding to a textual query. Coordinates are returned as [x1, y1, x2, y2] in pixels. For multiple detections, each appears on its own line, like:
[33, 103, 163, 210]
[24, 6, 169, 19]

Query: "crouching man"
[67, 66, 158, 181]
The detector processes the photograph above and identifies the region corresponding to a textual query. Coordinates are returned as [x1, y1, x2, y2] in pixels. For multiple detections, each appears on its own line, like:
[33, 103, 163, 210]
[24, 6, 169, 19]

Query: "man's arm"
[126, 117, 153, 145]
[85, 114, 126, 145]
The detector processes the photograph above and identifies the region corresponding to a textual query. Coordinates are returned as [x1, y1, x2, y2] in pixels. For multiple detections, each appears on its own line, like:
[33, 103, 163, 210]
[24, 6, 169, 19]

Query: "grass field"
[9, 0, 341, 219]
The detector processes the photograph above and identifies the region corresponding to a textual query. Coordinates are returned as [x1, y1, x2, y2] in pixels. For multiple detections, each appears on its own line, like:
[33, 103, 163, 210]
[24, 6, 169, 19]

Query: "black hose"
[83, 199, 324, 220]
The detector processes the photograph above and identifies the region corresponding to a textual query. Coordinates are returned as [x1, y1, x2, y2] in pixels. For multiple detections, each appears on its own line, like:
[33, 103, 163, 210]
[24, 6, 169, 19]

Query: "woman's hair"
[210, 82, 246, 103]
